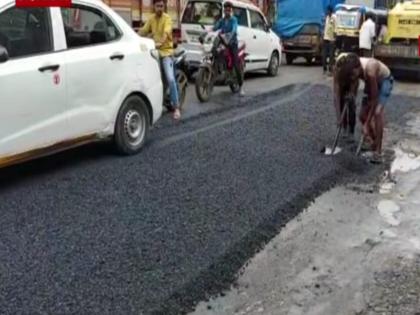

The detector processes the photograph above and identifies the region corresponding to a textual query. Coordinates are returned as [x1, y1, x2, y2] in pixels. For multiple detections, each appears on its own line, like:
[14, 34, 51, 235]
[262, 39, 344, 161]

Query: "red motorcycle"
[195, 30, 246, 103]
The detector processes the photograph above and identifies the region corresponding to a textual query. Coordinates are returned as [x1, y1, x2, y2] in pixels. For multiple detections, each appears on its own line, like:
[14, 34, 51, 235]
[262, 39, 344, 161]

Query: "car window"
[182, 1, 222, 25]
[61, 6, 121, 48]
[0, 8, 52, 58]
[249, 10, 266, 31]
[233, 7, 248, 27]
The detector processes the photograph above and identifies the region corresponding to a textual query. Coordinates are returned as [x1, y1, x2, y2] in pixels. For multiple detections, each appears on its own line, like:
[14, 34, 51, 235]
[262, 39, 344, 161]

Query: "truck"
[274, 0, 344, 65]
[374, 0, 420, 78]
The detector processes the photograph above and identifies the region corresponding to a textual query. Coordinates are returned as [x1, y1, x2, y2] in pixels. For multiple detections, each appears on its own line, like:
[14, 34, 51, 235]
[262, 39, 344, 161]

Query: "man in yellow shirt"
[140, 0, 181, 120]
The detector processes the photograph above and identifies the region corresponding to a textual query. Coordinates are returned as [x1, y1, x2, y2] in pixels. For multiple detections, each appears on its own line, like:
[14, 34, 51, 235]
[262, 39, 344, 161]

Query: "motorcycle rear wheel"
[195, 67, 213, 103]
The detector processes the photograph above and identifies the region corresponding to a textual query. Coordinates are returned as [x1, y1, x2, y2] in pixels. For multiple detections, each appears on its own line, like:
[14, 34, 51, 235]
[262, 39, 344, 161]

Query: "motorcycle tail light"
[173, 28, 182, 44]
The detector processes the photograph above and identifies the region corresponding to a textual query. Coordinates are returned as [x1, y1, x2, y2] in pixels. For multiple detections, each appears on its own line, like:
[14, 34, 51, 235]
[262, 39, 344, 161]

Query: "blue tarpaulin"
[273, 0, 345, 39]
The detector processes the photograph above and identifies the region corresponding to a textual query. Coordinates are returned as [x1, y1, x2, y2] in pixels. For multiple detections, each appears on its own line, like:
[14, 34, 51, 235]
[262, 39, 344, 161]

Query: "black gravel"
[0, 84, 418, 315]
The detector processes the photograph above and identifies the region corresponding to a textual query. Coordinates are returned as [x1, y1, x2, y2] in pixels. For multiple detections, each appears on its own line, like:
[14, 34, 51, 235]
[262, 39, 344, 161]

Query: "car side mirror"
[265, 23, 271, 32]
[0, 45, 9, 63]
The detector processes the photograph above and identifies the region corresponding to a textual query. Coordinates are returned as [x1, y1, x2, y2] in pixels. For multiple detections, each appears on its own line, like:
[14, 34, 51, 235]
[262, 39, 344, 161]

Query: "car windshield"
[182, 1, 222, 25]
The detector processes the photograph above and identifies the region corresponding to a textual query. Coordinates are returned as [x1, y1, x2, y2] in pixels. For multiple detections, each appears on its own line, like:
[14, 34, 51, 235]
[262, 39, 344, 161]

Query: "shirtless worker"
[333, 53, 393, 163]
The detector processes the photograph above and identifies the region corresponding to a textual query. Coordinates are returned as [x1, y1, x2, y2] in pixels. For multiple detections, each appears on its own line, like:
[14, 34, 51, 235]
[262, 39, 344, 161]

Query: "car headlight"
[150, 49, 160, 61]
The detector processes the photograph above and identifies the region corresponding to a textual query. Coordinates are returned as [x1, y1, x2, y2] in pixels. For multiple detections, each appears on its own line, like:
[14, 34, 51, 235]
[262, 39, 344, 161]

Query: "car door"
[248, 9, 272, 70]
[232, 5, 255, 71]
[60, 3, 129, 137]
[0, 6, 67, 159]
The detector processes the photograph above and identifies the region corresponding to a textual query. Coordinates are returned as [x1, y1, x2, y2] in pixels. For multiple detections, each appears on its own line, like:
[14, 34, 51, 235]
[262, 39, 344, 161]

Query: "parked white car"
[178, 0, 282, 76]
[0, 0, 163, 168]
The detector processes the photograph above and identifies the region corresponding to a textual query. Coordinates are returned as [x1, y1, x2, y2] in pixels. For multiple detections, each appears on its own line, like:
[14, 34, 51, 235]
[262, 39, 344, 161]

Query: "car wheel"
[267, 52, 279, 77]
[114, 95, 150, 155]
[286, 53, 294, 65]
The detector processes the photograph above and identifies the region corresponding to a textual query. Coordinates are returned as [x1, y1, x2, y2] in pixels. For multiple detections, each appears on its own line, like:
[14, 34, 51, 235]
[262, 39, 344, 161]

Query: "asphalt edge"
[150, 151, 390, 314]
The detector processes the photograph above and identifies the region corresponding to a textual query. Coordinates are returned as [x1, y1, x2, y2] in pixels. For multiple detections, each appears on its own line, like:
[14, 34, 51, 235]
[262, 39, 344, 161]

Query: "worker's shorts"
[378, 76, 394, 106]
[362, 76, 394, 108]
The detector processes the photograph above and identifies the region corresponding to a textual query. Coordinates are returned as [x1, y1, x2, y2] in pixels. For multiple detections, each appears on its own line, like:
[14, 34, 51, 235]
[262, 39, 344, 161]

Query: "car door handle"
[110, 54, 124, 60]
[38, 64, 60, 72]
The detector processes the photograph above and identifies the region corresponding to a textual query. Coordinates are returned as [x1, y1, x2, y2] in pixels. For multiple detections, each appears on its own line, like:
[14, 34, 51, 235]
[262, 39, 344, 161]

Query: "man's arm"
[213, 19, 221, 31]
[364, 64, 379, 127]
[139, 19, 151, 37]
[370, 22, 376, 42]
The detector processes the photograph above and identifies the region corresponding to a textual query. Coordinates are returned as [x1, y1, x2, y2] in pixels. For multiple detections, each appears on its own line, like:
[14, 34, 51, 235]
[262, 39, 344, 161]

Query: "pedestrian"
[322, 6, 336, 76]
[359, 12, 376, 57]
[334, 53, 393, 163]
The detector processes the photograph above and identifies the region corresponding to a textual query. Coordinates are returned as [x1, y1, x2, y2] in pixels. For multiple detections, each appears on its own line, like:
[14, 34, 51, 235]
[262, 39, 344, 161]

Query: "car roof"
[0, 0, 107, 9]
[186, 0, 261, 10]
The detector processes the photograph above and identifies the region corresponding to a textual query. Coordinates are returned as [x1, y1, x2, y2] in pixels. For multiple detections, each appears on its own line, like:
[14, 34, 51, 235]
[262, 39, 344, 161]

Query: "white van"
[179, 0, 282, 76]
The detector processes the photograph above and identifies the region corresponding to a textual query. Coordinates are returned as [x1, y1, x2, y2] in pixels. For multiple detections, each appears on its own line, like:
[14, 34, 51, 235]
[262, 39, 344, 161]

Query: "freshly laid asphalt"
[0, 84, 418, 315]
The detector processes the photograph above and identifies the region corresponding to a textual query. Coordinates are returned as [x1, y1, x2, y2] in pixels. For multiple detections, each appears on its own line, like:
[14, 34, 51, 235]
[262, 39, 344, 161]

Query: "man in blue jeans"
[140, 0, 181, 120]
[213, 1, 244, 96]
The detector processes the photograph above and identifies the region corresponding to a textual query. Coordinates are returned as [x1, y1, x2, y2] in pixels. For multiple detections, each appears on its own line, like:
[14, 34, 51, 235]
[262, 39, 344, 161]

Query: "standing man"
[359, 12, 376, 57]
[140, 0, 181, 120]
[334, 53, 393, 163]
[323, 6, 336, 76]
[213, 1, 244, 96]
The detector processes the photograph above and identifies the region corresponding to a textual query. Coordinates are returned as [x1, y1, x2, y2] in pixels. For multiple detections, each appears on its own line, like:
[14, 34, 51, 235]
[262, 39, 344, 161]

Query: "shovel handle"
[356, 134, 365, 156]
[330, 101, 348, 155]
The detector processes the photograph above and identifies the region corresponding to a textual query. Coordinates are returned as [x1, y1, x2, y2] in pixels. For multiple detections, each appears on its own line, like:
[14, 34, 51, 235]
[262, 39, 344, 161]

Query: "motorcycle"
[195, 28, 246, 103]
[162, 49, 188, 112]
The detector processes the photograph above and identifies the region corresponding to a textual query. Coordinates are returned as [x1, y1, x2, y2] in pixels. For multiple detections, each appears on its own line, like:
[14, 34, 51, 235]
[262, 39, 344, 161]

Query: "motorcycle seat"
[174, 50, 185, 58]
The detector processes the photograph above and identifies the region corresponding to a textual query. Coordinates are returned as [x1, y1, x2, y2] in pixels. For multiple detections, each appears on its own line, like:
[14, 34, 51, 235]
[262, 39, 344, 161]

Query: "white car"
[178, 0, 282, 76]
[0, 0, 163, 168]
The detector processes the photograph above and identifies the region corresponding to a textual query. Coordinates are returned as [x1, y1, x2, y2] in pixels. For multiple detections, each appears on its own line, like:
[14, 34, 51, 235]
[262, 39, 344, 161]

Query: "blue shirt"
[213, 16, 238, 43]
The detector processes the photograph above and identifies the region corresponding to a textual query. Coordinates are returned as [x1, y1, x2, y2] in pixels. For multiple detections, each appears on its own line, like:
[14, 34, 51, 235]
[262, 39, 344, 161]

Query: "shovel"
[355, 134, 365, 156]
[327, 100, 349, 156]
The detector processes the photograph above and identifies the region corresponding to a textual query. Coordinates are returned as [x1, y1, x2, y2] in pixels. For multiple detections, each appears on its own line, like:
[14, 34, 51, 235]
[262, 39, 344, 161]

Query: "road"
[0, 63, 418, 315]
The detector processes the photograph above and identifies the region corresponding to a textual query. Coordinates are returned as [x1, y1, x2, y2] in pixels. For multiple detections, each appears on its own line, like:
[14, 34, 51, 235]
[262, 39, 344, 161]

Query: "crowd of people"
[322, 6, 386, 75]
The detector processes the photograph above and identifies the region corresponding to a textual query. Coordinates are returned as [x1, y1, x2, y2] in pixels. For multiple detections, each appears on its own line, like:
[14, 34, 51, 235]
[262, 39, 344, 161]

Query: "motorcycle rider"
[213, 1, 245, 96]
[140, 0, 181, 120]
